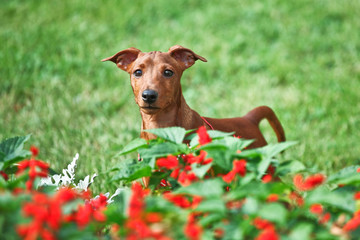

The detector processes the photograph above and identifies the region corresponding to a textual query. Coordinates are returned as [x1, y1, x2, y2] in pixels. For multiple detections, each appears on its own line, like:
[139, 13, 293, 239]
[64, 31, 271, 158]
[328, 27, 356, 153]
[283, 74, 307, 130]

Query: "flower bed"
[1, 127, 360, 239]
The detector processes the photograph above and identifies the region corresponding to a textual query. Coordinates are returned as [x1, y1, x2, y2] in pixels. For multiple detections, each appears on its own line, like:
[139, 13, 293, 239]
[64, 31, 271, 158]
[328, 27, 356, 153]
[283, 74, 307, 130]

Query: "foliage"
[1, 128, 360, 239]
[1, 1, 360, 192]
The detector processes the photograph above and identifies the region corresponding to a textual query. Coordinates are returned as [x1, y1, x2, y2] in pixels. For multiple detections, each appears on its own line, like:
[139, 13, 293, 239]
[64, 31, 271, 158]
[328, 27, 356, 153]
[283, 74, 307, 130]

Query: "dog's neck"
[140, 95, 203, 140]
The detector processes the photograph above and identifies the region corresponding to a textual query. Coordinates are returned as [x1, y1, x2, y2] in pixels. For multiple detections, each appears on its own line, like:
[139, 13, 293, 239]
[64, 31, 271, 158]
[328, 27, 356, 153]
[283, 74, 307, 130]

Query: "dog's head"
[102, 45, 207, 115]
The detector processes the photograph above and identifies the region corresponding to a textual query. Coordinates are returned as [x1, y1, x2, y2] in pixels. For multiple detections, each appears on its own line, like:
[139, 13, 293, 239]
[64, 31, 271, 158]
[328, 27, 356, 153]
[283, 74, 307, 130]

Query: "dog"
[102, 45, 285, 149]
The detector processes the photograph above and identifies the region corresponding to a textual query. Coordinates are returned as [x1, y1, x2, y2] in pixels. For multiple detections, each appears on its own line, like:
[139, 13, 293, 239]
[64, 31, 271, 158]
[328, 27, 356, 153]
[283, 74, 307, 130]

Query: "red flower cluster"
[157, 151, 212, 186]
[354, 191, 360, 200]
[222, 159, 246, 183]
[17, 188, 107, 240]
[17, 146, 49, 191]
[66, 193, 108, 228]
[289, 191, 304, 207]
[197, 126, 212, 145]
[125, 182, 170, 240]
[252, 217, 279, 240]
[163, 192, 202, 209]
[0, 170, 8, 180]
[309, 203, 323, 215]
[266, 194, 279, 202]
[343, 210, 360, 232]
[293, 173, 326, 191]
[309, 203, 330, 224]
[262, 164, 276, 183]
[184, 213, 203, 240]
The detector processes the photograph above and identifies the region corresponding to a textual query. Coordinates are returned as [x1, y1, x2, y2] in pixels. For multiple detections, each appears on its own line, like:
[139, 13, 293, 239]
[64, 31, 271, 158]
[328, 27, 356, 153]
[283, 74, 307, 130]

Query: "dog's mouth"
[140, 105, 160, 110]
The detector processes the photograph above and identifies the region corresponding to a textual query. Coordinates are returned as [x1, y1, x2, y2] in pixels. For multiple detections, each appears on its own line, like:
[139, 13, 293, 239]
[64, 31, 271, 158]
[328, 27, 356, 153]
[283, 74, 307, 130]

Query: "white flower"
[38, 153, 97, 191]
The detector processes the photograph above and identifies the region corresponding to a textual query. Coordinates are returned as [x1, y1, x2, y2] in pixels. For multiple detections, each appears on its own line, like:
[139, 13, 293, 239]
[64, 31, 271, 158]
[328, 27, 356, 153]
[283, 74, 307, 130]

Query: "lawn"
[1, 0, 359, 193]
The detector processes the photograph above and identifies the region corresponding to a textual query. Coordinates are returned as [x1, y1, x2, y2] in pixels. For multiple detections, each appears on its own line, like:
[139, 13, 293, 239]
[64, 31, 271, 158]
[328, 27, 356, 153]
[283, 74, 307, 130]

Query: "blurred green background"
[1, 0, 359, 192]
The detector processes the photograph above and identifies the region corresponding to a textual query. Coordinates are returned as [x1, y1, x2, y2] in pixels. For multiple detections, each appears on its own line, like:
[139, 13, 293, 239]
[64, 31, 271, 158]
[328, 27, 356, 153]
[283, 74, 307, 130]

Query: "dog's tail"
[245, 106, 286, 143]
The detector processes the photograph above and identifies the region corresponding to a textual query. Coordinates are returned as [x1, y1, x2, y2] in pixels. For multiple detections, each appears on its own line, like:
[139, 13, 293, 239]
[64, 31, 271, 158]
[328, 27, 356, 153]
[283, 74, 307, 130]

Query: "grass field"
[1, 0, 359, 193]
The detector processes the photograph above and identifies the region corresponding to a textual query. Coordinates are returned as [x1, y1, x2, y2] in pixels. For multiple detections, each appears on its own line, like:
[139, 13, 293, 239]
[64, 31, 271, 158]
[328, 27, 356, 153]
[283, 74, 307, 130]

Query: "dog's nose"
[142, 89, 158, 104]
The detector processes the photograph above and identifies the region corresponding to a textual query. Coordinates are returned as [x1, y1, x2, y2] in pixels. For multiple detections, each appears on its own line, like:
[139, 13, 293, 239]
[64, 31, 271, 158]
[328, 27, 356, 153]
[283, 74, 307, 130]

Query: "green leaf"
[138, 142, 186, 159]
[207, 149, 233, 170]
[111, 159, 151, 182]
[276, 160, 306, 175]
[223, 137, 254, 152]
[191, 163, 213, 178]
[106, 188, 131, 219]
[196, 198, 226, 214]
[198, 142, 229, 151]
[144, 127, 186, 144]
[0, 135, 31, 170]
[175, 178, 224, 197]
[260, 141, 298, 158]
[242, 197, 259, 215]
[228, 181, 269, 200]
[258, 202, 287, 224]
[327, 165, 360, 185]
[115, 138, 148, 156]
[234, 149, 262, 161]
[198, 213, 224, 227]
[289, 222, 314, 240]
[306, 186, 355, 213]
[127, 166, 152, 182]
[257, 141, 297, 177]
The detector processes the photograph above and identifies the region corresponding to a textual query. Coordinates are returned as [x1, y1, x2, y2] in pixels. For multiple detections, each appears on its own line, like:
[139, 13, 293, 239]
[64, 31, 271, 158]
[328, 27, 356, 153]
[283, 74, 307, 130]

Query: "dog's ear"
[101, 48, 141, 72]
[169, 45, 207, 69]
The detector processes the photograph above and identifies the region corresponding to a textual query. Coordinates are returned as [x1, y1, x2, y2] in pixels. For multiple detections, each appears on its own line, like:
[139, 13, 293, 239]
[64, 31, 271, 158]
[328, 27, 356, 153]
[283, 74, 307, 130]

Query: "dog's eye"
[133, 69, 142, 77]
[163, 69, 174, 77]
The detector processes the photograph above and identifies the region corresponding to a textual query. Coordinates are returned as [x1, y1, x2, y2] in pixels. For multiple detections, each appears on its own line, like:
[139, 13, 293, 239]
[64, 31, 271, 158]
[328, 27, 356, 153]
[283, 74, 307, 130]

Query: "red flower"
[222, 170, 236, 183]
[266, 194, 279, 202]
[309, 203, 323, 215]
[191, 196, 203, 209]
[170, 168, 180, 179]
[293, 173, 326, 191]
[75, 204, 92, 229]
[319, 212, 331, 224]
[226, 200, 244, 209]
[222, 159, 247, 183]
[233, 159, 246, 177]
[262, 174, 272, 183]
[163, 193, 191, 208]
[40, 228, 56, 240]
[289, 191, 304, 207]
[178, 171, 198, 186]
[157, 155, 179, 169]
[17, 187, 108, 239]
[128, 182, 147, 218]
[255, 227, 279, 240]
[145, 212, 163, 223]
[184, 150, 212, 165]
[0, 171, 8, 180]
[124, 182, 169, 239]
[253, 217, 279, 240]
[16, 158, 49, 191]
[30, 145, 39, 157]
[354, 192, 360, 200]
[214, 228, 224, 238]
[253, 217, 274, 230]
[55, 188, 77, 203]
[197, 126, 212, 145]
[343, 211, 360, 232]
[90, 193, 108, 209]
[184, 213, 202, 240]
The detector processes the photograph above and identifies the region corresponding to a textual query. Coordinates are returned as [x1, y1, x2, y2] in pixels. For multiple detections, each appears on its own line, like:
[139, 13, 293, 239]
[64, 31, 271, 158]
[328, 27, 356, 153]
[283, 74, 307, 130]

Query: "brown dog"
[102, 45, 285, 148]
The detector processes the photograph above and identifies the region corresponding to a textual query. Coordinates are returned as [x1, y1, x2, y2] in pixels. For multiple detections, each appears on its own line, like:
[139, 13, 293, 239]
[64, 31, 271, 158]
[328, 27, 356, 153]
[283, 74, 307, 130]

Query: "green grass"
[1, 0, 359, 193]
